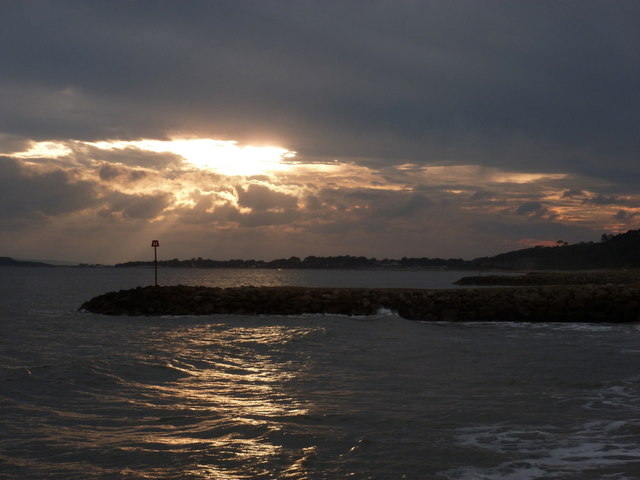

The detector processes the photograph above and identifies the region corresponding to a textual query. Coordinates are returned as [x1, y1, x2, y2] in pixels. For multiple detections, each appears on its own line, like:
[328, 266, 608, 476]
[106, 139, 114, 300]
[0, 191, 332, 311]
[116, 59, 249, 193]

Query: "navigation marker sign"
[151, 240, 159, 286]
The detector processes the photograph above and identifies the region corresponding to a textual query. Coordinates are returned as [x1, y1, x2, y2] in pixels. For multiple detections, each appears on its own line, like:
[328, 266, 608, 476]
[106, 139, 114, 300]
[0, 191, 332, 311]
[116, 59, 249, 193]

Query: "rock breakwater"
[80, 284, 640, 322]
[455, 271, 640, 286]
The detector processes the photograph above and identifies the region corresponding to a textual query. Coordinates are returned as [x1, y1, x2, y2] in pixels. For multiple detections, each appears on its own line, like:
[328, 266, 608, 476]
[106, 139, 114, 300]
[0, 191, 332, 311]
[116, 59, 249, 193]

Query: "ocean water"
[2, 267, 640, 480]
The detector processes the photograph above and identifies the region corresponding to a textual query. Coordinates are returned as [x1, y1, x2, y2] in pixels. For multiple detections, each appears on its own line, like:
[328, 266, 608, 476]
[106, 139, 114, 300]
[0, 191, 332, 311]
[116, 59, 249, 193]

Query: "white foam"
[582, 382, 640, 412]
[458, 321, 618, 332]
[375, 307, 397, 316]
[445, 420, 640, 479]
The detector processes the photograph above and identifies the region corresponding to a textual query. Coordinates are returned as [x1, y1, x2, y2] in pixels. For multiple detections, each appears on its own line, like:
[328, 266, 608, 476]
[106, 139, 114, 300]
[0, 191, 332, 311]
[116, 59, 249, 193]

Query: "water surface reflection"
[131, 321, 321, 479]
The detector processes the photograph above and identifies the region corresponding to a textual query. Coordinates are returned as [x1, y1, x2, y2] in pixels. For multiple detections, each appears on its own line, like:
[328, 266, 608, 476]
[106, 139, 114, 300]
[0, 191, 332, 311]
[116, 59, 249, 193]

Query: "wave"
[446, 419, 640, 480]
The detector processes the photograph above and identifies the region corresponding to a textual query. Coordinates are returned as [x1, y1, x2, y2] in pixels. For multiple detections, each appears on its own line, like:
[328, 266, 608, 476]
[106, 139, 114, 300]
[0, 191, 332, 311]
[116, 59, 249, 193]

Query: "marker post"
[151, 240, 160, 286]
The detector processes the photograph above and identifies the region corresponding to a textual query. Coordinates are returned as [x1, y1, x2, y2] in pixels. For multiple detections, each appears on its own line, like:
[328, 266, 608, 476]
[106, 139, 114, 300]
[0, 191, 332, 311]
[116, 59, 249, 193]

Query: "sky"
[1, 0, 639, 264]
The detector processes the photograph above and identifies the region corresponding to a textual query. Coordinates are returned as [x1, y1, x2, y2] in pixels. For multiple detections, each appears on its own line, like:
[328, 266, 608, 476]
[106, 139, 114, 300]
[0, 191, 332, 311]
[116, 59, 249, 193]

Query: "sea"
[2, 266, 640, 480]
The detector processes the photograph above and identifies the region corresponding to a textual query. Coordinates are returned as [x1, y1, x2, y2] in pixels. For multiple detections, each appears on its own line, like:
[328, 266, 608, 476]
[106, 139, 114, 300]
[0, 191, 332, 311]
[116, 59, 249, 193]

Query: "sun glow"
[89, 138, 296, 176]
[11, 141, 73, 159]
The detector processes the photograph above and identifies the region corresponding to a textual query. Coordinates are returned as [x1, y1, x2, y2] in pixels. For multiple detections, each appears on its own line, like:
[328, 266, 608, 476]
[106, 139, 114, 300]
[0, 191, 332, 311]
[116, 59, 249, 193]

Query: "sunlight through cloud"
[89, 138, 296, 176]
[12, 141, 73, 159]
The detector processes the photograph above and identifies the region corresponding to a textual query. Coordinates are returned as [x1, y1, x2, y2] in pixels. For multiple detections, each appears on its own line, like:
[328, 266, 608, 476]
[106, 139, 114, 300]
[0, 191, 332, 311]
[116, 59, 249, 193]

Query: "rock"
[440, 309, 458, 322]
[477, 305, 497, 319]
[79, 284, 640, 323]
[516, 304, 533, 318]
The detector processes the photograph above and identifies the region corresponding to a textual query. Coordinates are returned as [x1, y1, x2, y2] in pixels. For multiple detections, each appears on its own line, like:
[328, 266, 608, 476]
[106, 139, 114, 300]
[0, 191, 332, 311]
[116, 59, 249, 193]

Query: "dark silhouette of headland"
[0, 257, 52, 267]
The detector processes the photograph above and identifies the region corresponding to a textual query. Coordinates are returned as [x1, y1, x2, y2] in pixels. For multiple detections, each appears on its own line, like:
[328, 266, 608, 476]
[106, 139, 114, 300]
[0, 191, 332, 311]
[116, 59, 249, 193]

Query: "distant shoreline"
[6, 228, 640, 270]
[5, 256, 640, 284]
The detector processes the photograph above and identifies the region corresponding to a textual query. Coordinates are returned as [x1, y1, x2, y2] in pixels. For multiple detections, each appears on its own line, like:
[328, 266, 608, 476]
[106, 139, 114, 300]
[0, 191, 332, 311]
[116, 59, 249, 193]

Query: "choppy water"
[2, 267, 640, 479]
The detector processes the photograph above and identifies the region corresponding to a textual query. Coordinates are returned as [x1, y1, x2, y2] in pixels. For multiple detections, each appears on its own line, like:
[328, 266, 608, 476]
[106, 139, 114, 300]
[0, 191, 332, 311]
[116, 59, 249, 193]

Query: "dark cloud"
[98, 164, 147, 183]
[562, 189, 586, 199]
[614, 209, 639, 221]
[1, 1, 639, 262]
[0, 157, 96, 220]
[584, 194, 640, 208]
[172, 196, 243, 227]
[471, 190, 495, 201]
[338, 189, 434, 219]
[236, 209, 300, 228]
[0, 134, 32, 154]
[102, 191, 174, 220]
[98, 164, 121, 181]
[586, 194, 622, 205]
[237, 184, 298, 212]
[128, 170, 147, 182]
[292, 188, 438, 240]
[1, 1, 638, 176]
[515, 201, 556, 220]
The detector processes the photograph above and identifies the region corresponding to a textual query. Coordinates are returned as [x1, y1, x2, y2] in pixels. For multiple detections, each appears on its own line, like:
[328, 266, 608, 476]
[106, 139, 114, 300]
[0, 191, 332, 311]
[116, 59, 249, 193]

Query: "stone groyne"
[80, 284, 640, 323]
[455, 271, 640, 286]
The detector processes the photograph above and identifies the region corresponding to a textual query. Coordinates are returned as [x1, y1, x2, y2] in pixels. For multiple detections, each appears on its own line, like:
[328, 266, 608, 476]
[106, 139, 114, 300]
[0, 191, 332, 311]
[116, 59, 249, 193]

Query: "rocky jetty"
[454, 271, 640, 286]
[80, 284, 640, 323]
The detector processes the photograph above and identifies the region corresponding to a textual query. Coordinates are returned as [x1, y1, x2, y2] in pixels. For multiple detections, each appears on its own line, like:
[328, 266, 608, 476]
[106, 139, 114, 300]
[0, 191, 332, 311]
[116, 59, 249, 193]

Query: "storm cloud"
[0, 157, 97, 220]
[0, 1, 638, 263]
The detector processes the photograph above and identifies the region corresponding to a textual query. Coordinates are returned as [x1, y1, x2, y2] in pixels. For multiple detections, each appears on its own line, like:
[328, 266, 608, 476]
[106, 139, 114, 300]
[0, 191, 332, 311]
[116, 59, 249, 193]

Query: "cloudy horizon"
[1, 1, 639, 264]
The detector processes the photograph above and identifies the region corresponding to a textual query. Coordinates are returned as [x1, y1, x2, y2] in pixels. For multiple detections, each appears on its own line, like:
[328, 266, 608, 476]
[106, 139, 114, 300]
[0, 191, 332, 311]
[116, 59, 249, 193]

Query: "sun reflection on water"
[133, 322, 320, 479]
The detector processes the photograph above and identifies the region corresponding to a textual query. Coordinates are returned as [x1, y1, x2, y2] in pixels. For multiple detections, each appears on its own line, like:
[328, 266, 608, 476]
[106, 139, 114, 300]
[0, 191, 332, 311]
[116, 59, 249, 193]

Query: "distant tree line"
[115, 228, 640, 271]
[116, 254, 468, 270]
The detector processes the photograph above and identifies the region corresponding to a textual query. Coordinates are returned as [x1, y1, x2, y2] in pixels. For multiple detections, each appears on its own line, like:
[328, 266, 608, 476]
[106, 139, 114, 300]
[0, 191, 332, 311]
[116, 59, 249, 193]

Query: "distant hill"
[470, 229, 640, 270]
[0, 257, 53, 267]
